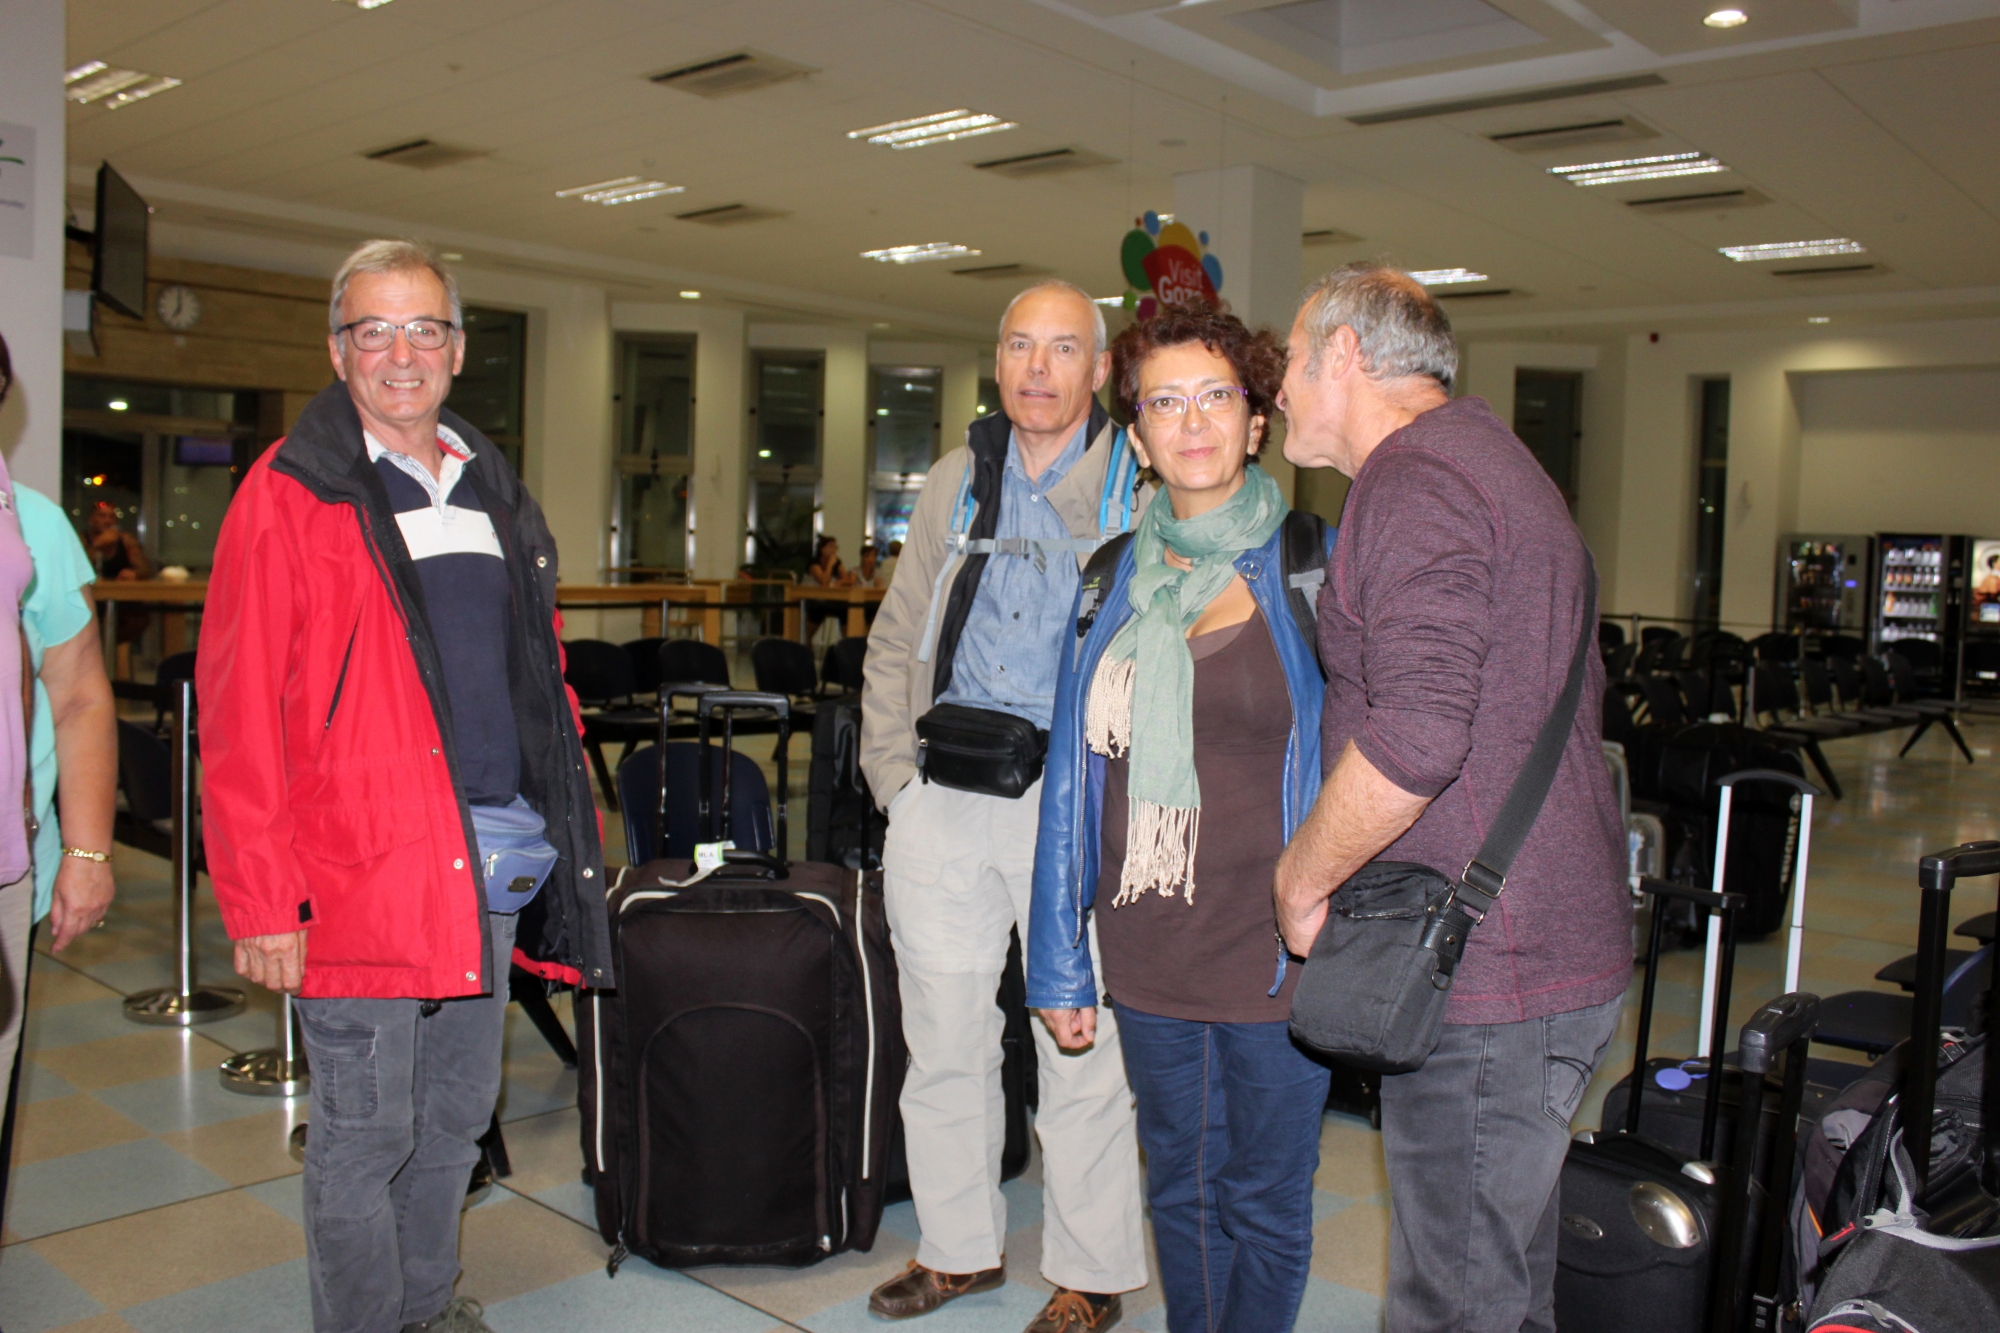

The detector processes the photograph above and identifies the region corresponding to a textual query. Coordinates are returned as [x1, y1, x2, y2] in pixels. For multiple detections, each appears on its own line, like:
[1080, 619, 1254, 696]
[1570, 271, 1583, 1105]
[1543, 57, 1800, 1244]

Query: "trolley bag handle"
[1712, 991, 1822, 1333]
[697, 690, 790, 858]
[1713, 769, 1822, 1004]
[1907, 840, 2000, 1200]
[1626, 876, 1746, 1161]
[653, 683, 731, 862]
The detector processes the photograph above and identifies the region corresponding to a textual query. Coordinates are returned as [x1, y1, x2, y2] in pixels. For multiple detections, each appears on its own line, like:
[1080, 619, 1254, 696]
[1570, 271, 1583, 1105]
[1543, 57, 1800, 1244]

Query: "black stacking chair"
[1880, 653, 1975, 762]
[1814, 945, 1992, 1056]
[1957, 911, 1996, 944]
[659, 637, 732, 691]
[1677, 669, 1720, 720]
[1604, 641, 1638, 681]
[751, 637, 822, 727]
[1828, 657, 1920, 730]
[622, 637, 666, 700]
[1749, 632, 1799, 665]
[1746, 665, 1849, 799]
[151, 651, 198, 733]
[1634, 631, 1685, 675]
[823, 636, 869, 693]
[1638, 675, 1689, 731]
[563, 639, 657, 810]
[1598, 621, 1625, 653]
[114, 719, 175, 860]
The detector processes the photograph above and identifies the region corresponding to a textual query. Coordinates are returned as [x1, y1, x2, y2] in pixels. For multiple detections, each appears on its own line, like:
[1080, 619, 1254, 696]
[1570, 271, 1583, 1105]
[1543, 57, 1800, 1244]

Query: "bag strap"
[1457, 564, 1599, 915]
[1073, 531, 1134, 642]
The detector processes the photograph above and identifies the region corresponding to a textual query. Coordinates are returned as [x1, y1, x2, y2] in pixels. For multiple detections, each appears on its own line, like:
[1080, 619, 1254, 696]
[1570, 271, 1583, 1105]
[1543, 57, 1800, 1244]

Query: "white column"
[822, 331, 869, 561]
[0, 0, 65, 494]
[1173, 165, 1304, 504]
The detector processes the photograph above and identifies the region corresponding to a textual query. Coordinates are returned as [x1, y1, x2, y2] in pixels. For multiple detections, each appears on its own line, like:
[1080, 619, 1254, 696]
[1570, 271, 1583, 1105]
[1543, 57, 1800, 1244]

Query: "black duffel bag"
[1289, 576, 1596, 1072]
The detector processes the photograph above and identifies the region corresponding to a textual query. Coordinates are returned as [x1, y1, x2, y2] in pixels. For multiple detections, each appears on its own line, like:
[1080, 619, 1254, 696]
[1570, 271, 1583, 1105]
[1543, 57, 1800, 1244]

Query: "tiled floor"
[4, 714, 1996, 1333]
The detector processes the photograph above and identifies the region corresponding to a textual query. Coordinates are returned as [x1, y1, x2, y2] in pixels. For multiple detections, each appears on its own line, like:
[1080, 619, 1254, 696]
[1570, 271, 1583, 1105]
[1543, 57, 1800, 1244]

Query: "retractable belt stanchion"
[220, 992, 308, 1096]
[125, 679, 246, 1026]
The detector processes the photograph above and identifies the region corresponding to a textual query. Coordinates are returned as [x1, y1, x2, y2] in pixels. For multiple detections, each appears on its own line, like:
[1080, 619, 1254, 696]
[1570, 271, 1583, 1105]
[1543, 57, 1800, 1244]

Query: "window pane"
[619, 339, 694, 459]
[872, 482, 922, 548]
[63, 377, 252, 425]
[977, 377, 1000, 421]
[157, 437, 238, 573]
[1692, 378, 1730, 629]
[752, 478, 818, 573]
[450, 307, 527, 473]
[755, 356, 822, 469]
[63, 427, 145, 546]
[618, 471, 689, 576]
[871, 367, 939, 476]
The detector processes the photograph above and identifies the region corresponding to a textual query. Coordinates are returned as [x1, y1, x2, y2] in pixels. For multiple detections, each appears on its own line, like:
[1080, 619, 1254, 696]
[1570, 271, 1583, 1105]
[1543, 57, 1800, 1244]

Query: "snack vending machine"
[1962, 537, 2000, 696]
[1869, 533, 1965, 657]
[1778, 534, 1869, 633]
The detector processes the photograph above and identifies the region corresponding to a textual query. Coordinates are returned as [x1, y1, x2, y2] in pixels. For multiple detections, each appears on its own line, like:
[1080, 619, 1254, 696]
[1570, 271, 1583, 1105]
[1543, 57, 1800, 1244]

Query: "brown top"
[1096, 606, 1296, 1023]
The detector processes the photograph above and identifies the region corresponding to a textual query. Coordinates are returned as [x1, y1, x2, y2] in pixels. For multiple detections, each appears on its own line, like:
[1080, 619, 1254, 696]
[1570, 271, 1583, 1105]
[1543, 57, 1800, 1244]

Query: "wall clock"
[156, 284, 202, 331]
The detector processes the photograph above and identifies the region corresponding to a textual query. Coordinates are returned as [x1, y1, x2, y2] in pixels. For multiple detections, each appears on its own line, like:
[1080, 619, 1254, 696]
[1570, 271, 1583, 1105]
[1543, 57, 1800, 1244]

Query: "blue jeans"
[1116, 1004, 1331, 1333]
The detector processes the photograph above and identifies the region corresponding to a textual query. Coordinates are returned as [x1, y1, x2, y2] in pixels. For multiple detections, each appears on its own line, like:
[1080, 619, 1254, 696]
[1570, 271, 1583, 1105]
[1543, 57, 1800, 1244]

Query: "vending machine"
[1778, 534, 1870, 632]
[1961, 537, 2000, 696]
[1869, 534, 1966, 660]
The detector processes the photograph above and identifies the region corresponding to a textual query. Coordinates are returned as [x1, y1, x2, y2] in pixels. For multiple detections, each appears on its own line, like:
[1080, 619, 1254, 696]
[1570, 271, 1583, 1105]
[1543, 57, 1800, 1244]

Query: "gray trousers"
[1378, 996, 1621, 1333]
[296, 911, 516, 1333]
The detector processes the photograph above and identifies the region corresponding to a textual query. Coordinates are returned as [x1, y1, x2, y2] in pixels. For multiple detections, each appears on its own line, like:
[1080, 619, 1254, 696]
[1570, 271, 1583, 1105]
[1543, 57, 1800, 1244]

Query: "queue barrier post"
[219, 990, 309, 1096]
[124, 679, 246, 1026]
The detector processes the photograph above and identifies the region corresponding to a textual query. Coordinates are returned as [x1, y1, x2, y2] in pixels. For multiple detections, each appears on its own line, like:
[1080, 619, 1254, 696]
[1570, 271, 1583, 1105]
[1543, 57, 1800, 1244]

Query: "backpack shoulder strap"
[1280, 509, 1328, 652]
[1074, 531, 1135, 642]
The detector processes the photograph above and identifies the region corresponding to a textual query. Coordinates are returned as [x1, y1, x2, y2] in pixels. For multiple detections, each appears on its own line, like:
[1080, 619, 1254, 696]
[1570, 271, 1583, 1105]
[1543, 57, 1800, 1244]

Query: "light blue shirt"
[939, 422, 1090, 730]
[17, 486, 99, 921]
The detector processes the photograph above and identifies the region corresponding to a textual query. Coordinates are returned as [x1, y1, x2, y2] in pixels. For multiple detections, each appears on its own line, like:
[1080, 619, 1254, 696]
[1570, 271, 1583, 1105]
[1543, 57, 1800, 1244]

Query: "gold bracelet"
[62, 847, 111, 863]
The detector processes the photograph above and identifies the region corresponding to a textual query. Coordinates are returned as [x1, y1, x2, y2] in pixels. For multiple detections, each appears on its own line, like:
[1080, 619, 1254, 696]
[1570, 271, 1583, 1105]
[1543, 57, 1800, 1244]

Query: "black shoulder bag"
[1288, 573, 1597, 1073]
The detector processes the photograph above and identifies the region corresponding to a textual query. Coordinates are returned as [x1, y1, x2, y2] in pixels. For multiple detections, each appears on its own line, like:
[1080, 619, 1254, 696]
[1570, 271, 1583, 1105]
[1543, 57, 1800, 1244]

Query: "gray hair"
[1297, 261, 1457, 392]
[329, 238, 463, 334]
[998, 279, 1106, 356]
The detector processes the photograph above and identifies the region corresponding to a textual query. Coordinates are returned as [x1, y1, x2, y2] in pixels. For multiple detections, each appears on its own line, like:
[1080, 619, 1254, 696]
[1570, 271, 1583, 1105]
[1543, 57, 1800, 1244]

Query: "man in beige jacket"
[861, 282, 1149, 1332]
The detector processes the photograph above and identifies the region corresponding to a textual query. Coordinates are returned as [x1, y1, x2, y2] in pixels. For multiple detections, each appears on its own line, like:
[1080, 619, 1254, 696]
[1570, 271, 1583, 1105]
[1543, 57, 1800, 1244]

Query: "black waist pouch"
[915, 704, 1047, 800]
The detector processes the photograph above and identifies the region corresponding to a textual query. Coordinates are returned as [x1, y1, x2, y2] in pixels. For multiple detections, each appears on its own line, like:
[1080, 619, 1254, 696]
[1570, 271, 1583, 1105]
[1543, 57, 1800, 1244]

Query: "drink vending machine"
[1778, 534, 1869, 633]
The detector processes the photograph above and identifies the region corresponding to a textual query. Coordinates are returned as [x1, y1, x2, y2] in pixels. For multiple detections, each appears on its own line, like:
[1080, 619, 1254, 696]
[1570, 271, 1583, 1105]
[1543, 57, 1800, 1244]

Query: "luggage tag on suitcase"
[694, 840, 734, 872]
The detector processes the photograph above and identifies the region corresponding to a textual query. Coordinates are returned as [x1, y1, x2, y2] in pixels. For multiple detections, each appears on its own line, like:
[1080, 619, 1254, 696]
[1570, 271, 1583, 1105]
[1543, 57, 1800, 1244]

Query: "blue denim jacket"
[1025, 519, 1335, 1011]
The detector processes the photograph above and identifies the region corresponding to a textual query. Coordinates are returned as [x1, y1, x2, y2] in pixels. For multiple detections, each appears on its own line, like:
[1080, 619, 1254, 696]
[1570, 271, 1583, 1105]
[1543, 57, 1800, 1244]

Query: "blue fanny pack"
[470, 796, 559, 915]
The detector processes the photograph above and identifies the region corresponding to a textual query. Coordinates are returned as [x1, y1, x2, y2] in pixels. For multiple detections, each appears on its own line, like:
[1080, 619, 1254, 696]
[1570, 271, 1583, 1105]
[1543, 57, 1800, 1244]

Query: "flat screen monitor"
[174, 436, 235, 467]
[92, 163, 149, 320]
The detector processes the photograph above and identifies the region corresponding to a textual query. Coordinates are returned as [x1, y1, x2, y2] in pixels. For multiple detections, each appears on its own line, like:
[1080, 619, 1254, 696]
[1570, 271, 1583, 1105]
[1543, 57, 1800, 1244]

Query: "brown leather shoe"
[1024, 1290, 1122, 1332]
[868, 1260, 1006, 1319]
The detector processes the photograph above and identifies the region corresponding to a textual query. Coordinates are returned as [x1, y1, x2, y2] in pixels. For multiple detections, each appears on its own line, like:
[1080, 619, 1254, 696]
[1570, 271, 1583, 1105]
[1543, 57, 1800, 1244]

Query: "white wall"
[1793, 366, 2000, 537]
[0, 0, 65, 495]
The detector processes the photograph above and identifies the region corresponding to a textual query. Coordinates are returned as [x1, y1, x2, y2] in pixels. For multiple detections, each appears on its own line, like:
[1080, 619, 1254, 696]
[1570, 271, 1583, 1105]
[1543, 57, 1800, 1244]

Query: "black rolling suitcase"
[805, 691, 883, 870]
[577, 691, 906, 1270]
[1658, 728, 1809, 938]
[1803, 841, 2000, 1331]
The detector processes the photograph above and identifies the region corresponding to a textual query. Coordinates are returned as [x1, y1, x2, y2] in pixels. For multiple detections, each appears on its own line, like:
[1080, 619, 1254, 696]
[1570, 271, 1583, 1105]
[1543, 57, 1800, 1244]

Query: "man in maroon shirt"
[1273, 263, 1630, 1332]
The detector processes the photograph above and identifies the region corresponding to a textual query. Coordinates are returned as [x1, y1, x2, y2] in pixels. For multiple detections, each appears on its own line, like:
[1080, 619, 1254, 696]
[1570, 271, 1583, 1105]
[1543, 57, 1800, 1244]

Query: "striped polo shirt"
[366, 426, 520, 806]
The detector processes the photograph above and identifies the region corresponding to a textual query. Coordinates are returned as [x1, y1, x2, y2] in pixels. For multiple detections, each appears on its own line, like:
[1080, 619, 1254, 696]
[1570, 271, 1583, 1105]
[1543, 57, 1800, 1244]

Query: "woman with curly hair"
[1027, 305, 1334, 1331]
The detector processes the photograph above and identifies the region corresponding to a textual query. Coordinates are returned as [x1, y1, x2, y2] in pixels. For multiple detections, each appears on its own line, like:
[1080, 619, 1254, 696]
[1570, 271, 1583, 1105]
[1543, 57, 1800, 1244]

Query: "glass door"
[613, 336, 695, 580]
[868, 365, 939, 547]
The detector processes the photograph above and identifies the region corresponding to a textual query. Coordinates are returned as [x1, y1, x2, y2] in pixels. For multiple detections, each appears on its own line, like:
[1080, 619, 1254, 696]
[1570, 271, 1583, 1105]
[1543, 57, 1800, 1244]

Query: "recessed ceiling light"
[1409, 268, 1490, 286]
[1704, 9, 1748, 28]
[758, 449, 772, 458]
[335, 0, 397, 9]
[848, 110, 1018, 150]
[873, 322, 892, 330]
[555, 176, 684, 205]
[1093, 296, 1125, 306]
[1720, 238, 1865, 262]
[861, 243, 981, 265]
[440, 252, 464, 261]
[1549, 151, 1727, 187]
[65, 60, 182, 108]
[679, 290, 701, 299]
[1807, 315, 1831, 324]
[107, 399, 129, 411]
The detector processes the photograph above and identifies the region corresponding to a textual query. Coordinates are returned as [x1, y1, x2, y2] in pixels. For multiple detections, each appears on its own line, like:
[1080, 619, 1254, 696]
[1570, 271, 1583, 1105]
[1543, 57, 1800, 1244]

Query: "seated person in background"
[1029, 304, 1333, 1333]
[854, 544, 884, 588]
[85, 500, 150, 581]
[880, 538, 902, 588]
[804, 535, 850, 639]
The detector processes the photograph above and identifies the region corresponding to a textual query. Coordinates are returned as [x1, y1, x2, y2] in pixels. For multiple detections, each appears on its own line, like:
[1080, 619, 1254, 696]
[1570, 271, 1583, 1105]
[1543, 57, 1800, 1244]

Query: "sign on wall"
[1118, 210, 1223, 318]
[0, 123, 34, 260]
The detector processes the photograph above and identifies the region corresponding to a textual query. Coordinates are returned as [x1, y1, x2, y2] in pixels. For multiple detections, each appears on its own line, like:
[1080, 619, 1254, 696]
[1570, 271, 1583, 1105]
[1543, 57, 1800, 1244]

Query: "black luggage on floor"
[577, 692, 906, 1270]
[1803, 841, 2000, 1330]
[805, 691, 883, 870]
[1658, 727, 1808, 938]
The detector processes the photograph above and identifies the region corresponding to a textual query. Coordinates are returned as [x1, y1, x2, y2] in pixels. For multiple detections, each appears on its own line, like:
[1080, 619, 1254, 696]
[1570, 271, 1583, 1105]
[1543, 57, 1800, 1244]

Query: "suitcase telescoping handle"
[1712, 991, 1822, 1333]
[697, 690, 791, 859]
[1906, 840, 2000, 1201]
[655, 684, 729, 862]
[1629, 876, 1746, 1161]
[1700, 770, 1822, 1060]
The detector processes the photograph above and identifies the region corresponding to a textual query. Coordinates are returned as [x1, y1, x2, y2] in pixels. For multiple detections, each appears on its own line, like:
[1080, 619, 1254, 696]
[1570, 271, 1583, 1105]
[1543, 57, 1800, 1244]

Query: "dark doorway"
[1692, 378, 1731, 629]
[1512, 369, 1582, 510]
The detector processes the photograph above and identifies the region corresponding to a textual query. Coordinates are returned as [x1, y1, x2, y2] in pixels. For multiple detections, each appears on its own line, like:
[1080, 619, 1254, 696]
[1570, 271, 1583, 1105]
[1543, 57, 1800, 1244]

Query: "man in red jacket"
[200, 240, 611, 1333]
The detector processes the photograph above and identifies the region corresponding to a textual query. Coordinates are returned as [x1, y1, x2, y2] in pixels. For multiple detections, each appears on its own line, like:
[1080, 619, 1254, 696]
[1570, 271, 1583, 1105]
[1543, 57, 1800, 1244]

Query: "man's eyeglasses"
[1135, 385, 1249, 424]
[338, 319, 459, 352]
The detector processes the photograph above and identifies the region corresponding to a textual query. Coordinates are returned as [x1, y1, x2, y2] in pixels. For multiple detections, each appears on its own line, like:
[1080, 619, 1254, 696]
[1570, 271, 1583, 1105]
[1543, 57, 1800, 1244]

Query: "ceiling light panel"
[555, 176, 684, 205]
[333, 0, 397, 9]
[1549, 152, 1728, 186]
[1720, 238, 1866, 262]
[65, 61, 182, 108]
[849, 110, 1018, 150]
[1409, 268, 1490, 286]
[861, 243, 981, 265]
